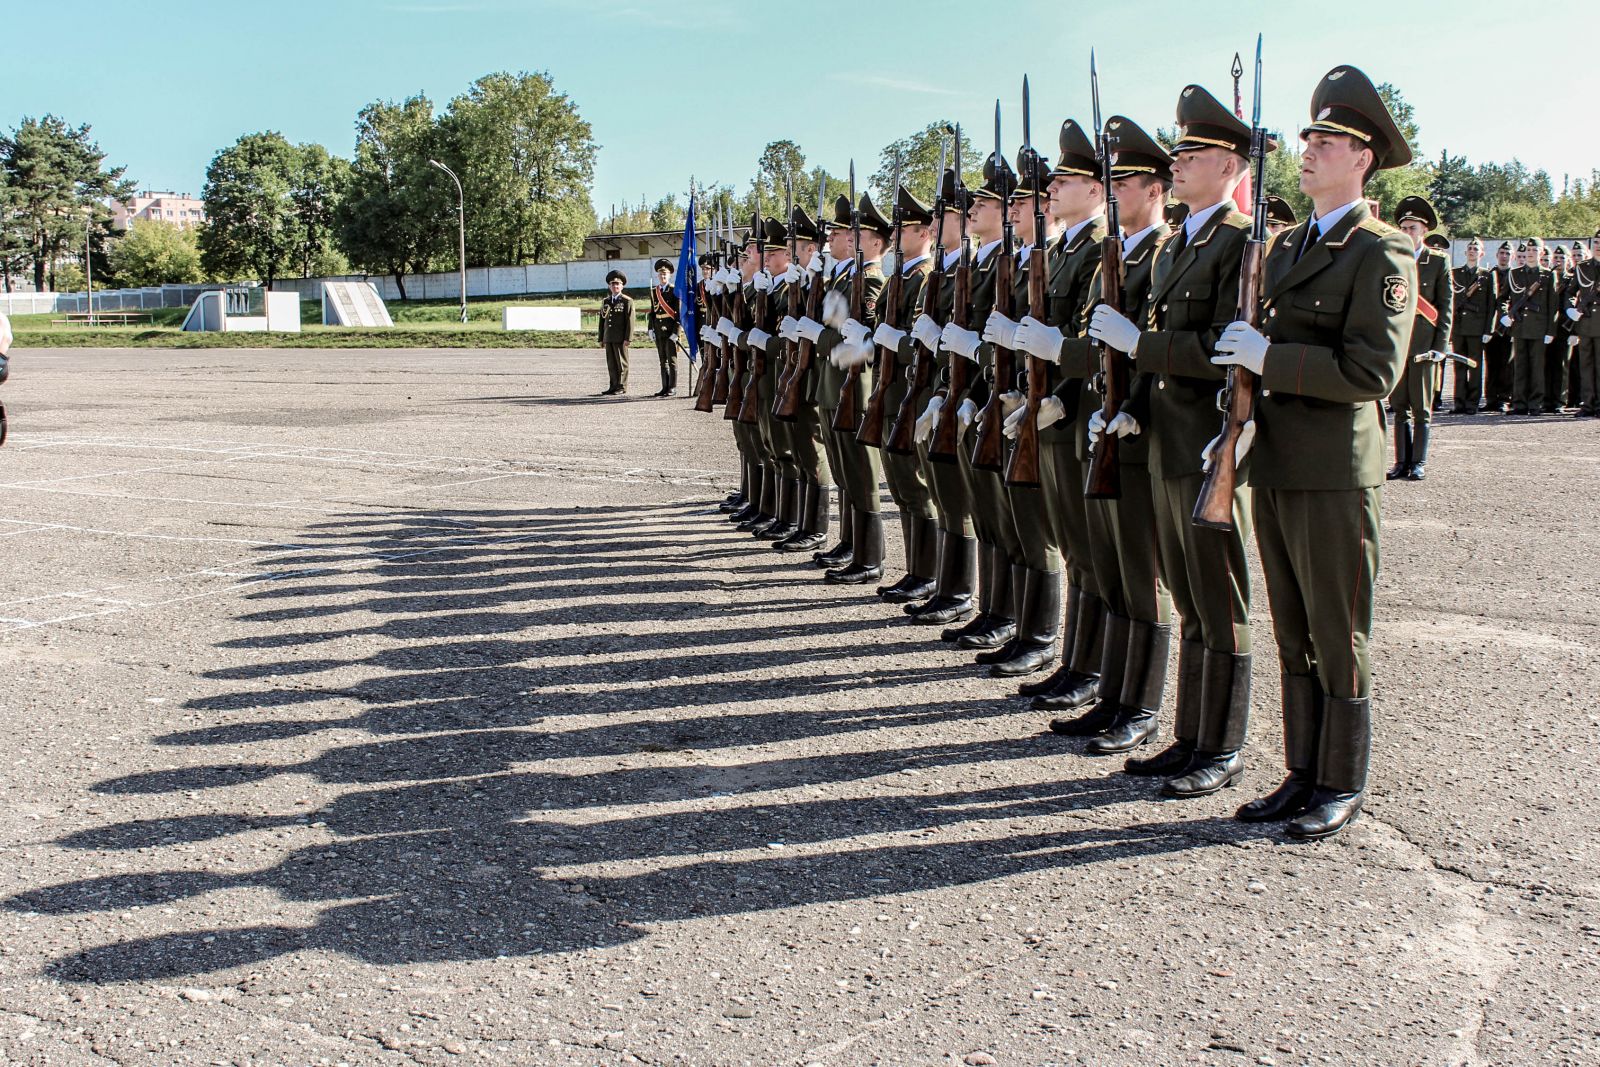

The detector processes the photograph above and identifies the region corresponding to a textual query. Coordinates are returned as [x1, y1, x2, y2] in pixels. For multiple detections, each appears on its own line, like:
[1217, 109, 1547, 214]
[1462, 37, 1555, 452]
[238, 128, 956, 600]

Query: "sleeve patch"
[1382, 275, 1410, 315]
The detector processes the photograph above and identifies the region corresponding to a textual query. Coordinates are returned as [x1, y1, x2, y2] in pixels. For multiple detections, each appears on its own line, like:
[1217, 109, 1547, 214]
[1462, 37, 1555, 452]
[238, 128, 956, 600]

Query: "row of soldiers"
[685, 65, 1425, 841]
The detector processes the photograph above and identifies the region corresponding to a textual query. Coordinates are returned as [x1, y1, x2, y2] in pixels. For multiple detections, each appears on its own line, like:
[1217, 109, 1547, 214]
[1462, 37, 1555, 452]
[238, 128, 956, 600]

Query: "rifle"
[771, 175, 801, 405]
[1495, 269, 1548, 338]
[886, 132, 951, 456]
[692, 206, 719, 411]
[1575, 264, 1600, 318]
[927, 126, 971, 464]
[1005, 75, 1051, 489]
[971, 101, 1015, 474]
[721, 205, 749, 421]
[709, 208, 733, 405]
[774, 178, 829, 421]
[857, 155, 906, 448]
[736, 206, 767, 424]
[831, 162, 867, 433]
[1193, 34, 1266, 532]
[1081, 54, 1128, 499]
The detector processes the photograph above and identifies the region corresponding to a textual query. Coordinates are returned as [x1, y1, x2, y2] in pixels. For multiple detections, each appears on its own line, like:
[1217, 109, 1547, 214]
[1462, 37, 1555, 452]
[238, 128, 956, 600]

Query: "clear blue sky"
[9, 0, 1599, 217]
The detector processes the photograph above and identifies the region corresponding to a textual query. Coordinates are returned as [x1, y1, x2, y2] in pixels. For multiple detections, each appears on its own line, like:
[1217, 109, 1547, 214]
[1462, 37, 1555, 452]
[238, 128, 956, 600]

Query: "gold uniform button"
[1268, 307, 1277, 317]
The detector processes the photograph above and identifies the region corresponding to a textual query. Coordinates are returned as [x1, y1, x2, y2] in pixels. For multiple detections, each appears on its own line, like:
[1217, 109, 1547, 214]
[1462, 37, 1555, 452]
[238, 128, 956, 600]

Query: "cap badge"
[1317, 108, 1333, 121]
[1329, 70, 1346, 81]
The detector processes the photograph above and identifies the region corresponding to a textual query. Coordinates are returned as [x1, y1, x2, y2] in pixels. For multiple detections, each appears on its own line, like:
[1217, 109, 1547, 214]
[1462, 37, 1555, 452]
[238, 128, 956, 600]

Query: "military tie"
[1296, 221, 1322, 262]
[1168, 224, 1188, 258]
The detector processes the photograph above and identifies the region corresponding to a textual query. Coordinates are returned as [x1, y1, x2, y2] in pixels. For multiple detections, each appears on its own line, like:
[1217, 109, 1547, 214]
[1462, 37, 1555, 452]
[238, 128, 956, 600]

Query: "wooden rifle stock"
[830, 254, 868, 433]
[774, 265, 825, 421]
[1082, 233, 1129, 498]
[886, 255, 944, 455]
[1495, 273, 1546, 338]
[692, 275, 718, 412]
[1004, 244, 1050, 487]
[927, 254, 972, 462]
[721, 282, 748, 420]
[856, 263, 905, 447]
[1191, 247, 1261, 530]
[970, 247, 1015, 472]
[772, 264, 804, 410]
[736, 279, 769, 425]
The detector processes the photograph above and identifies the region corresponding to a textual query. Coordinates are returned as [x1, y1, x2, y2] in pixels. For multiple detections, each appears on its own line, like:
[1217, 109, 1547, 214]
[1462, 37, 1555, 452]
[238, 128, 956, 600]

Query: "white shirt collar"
[1184, 199, 1235, 243]
[1060, 214, 1104, 248]
[1122, 223, 1159, 258]
[1015, 241, 1032, 265]
[900, 253, 929, 274]
[975, 237, 1003, 264]
[1308, 199, 1365, 235]
[942, 247, 964, 270]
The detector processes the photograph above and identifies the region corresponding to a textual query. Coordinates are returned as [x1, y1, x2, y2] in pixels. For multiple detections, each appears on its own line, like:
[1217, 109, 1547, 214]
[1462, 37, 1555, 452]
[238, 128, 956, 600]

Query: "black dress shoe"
[1029, 673, 1100, 710]
[973, 635, 1019, 664]
[664, 389, 677, 397]
[959, 619, 1016, 651]
[1405, 463, 1425, 481]
[1385, 463, 1408, 480]
[1285, 788, 1364, 839]
[990, 645, 1054, 678]
[941, 612, 991, 642]
[775, 530, 826, 552]
[1161, 751, 1244, 797]
[1048, 701, 1118, 736]
[814, 540, 853, 567]
[824, 562, 883, 585]
[1017, 663, 1070, 697]
[1235, 771, 1317, 822]
[730, 502, 760, 524]
[1123, 740, 1195, 777]
[880, 576, 936, 603]
[756, 520, 796, 541]
[914, 597, 974, 625]
[719, 495, 746, 513]
[737, 512, 774, 532]
[1085, 709, 1157, 755]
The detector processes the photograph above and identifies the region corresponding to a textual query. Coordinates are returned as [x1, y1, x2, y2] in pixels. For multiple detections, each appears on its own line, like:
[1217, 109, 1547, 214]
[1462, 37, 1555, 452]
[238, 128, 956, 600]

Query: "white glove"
[940, 322, 982, 362]
[1200, 421, 1256, 472]
[1088, 409, 1141, 447]
[1088, 304, 1142, 355]
[716, 316, 738, 341]
[752, 270, 774, 292]
[699, 325, 720, 347]
[1035, 395, 1065, 431]
[704, 278, 722, 296]
[1212, 320, 1268, 375]
[831, 337, 873, 370]
[1424, 350, 1447, 363]
[982, 311, 1019, 351]
[805, 253, 824, 274]
[999, 389, 1024, 419]
[1499, 314, 1513, 328]
[1014, 315, 1065, 363]
[912, 313, 942, 352]
[822, 290, 849, 328]
[1566, 307, 1582, 322]
[1543, 335, 1554, 345]
[998, 392, 1029, 439]
[914, 396, 944, 443]
[956, 398, 978, 433]
[1481, 334, 1492, 344]
[796, 316, 825, 343]
[1569, 335, 1582, 348]
[747, 328, 772, 350]
[780, 263, 803, 286]
[873, 322, 907, 351]
[778, 315, 800, 341]
[840, 318, 870, 347]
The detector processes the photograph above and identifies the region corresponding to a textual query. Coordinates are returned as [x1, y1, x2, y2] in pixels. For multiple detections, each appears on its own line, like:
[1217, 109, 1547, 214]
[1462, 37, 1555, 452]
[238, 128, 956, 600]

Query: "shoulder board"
[1263, 229, 1286, 256]
[1357, 217, 1399, 237]
[1221, 211, 1252, 231]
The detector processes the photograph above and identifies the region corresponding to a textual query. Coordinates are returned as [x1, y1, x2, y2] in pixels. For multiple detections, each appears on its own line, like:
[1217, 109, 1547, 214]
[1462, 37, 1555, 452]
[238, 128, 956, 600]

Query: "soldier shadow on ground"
[10, 498, 1274, 983]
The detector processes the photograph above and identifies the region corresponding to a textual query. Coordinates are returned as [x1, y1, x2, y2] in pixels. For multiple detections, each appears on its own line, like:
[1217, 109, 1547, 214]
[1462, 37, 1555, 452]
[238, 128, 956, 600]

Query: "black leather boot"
[758, 477, 800, 540]
[777, 482, 829, 552]
[730, 462, 762, 522]
[1386, 421, 1412, 480]
[1162, 649, 1250, 796]
[745, 466, 782, 535]
[826, 509, 885, 584]
[880, 515, 937, 602]
[1125, 637, 1204, 776]
[1087, 620, 1170, 755]
[990, 568, 1060, 677]
[913, 531, 976, 623]
[1287, 696, 1370, 839]
[942, 541, 996, 640]
[814, 489, 853, 567]
[1050, 612, 1127, 735]
[1237, 674, 1321, 822]
[1025, 584, 1103, 706]
[961, 550, 1018, 651]
[721, 461, 750, 512]
[1406, 423, 1429, 481]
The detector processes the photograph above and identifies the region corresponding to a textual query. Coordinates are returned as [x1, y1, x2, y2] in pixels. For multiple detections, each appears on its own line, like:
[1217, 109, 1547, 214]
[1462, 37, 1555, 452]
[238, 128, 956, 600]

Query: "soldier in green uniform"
[774, 206, 835, 550]
[1567, 231, 1600, 417]
[906, 170, 979, 628]
[938, 156, 1021, 652]
[1224, 65, 1417, 839]
[647, 258, 682, 397]
[744, 218, 802, 542]
[797, 193, 888, 584]
[718, 238, 772, 531]
[1263, 195, 1297, 238]
[868, 185, 939, 602]
[1502, 237, 1559, 415]
[1387, 196, 1452, 481]
[597, 269, 634, 396]
[1449, 238, 1497, 414]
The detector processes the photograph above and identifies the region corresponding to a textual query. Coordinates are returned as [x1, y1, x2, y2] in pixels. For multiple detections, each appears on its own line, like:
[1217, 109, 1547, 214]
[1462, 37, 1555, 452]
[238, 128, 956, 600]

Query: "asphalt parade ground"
[0, 346, 1596, 1066]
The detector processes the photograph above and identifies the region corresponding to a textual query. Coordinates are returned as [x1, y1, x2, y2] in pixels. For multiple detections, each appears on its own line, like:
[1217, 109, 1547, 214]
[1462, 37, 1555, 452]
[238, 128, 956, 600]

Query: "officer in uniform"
[1567, 230, 1600, 417]
[597, 269, 635, 396]
[906, 170, 979, 628]
[1449, 237, 1497, 414]
[774, 206, 834, 550]
[719, 236, 773, 531]
[868, 185, 939, 603]
[1074, 85, 1261, 794]
[1263, 195, 1297, 237]
[647, 258, 682, 396]
[1224, 65, 1417, 839]
[1485, 242, 1516, 412]
[1387, 196, 1452, 481]
[745, 218, 803, 542]
[1502, 237, 1559, 415]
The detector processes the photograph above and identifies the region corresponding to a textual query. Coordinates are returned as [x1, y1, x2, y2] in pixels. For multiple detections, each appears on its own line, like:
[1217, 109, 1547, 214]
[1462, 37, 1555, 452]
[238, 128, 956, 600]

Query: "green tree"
[198, 132, 301, 287]
[440, 71, 597, 265]
[0, 115, 133, 291]
[107, 220, 203, 286]
[334, 95, 453, 301]
[871, 122, 985, 205]
[290, 143, 350, 280]
[648, 193, 685, 232]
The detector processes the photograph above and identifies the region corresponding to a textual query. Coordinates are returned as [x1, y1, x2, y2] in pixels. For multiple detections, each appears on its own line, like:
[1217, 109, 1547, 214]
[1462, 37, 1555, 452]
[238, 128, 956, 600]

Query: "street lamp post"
[429, 159, 468, 324]
[85, 208, 94, 326]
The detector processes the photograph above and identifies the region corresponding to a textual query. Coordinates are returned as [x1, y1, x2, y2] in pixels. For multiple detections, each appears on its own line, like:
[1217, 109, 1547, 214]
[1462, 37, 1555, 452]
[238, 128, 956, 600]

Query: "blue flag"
[674, 196, 699, 364]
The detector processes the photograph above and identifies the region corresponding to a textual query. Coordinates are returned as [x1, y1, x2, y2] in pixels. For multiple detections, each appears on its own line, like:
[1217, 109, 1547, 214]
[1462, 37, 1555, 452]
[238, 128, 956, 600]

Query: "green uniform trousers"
[1006, 477, 1058, 573]
[879, 379, 934, 519]
[1040, 438, 1096, 597]
[959, 421, 1020, 558]
[756, 363, 798, 481]
[1086, 462, 1170, 625]
[823, 371, 881, 513]
[1452, 333, 1486, 412]
[1153, 472, 1251, 654]
[1254, 486, 1380, 701]
[1512, 337, 1546, 411]
[604, 342, 629, 392]
[1389, 359, 1436, 435]
[1576, 337, 1599, 415]
[920, 389, 975, 538]
[789, 401, 830, 485]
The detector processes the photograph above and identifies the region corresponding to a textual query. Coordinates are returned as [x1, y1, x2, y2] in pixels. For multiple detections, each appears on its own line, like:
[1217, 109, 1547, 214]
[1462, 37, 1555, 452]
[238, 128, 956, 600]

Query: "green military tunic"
[956, 242, 1016, 557]
[1503, 262, 1560, 413]
[875, 256, 934, 521]
[598, 291, 635, 393]
[815, 260, 885, 515]
[1001, 243, 1058, 575]
[923, 250, 975, 538]
[1568, 261, 1600, 416]
[1449, 262, 1497, 412]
